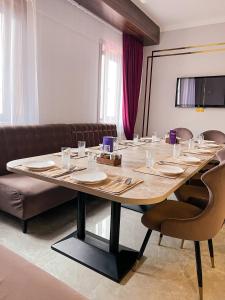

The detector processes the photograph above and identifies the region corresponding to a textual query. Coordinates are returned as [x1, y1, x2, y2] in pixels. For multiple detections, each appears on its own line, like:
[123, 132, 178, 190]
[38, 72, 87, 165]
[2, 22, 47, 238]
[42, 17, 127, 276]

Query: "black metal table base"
[51, 192, 138, 282]
[52, 231, 138, 282]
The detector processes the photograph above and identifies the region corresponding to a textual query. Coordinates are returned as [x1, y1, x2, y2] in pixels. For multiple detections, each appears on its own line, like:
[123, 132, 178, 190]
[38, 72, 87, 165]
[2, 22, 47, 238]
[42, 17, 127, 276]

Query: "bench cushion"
[0, 245, 86, 300]
[0, 124, 73, 175]
[0, 174, 77, 220]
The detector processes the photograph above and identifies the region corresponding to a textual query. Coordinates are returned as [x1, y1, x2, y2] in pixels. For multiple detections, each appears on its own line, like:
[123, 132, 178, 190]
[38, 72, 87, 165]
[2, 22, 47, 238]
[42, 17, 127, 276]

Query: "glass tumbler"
[133, 133, 139, 143]
[146, 150, 154, 168]
[61, 147, 71, 170]
[87, 152, 96, 170]
[152, 131, 157, 142]
[78, 141, 86, 157]
[173, 144, 181, 159]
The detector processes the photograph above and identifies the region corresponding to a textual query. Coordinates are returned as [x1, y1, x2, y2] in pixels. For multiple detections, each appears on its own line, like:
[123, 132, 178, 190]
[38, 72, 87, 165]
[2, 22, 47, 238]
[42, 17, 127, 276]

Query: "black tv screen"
[175, 76, 225, 108]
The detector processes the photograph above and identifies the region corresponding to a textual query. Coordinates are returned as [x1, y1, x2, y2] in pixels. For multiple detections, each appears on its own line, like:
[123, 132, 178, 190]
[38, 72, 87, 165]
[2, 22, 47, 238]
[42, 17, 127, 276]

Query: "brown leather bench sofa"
[0, 123, 117, 233]
[0, 244, 87, 300]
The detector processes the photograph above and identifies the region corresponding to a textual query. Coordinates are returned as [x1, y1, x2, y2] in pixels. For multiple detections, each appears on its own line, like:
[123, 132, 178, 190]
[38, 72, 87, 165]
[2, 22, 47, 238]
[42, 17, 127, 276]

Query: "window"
[0, 0, 39, 125]
[0, 13, 3, 116]
[99, 41, 123, 137]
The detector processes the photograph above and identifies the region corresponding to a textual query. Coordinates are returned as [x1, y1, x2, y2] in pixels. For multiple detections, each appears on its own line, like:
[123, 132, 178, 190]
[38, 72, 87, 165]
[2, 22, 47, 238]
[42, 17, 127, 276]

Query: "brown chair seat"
[0, 245, 86, 300]
[0, 173, 77, 220]
[142, 200, 202, 231]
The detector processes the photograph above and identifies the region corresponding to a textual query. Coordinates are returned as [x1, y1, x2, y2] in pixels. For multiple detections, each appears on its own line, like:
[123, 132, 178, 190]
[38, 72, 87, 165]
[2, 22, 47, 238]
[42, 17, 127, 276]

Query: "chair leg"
[21, 220, 28, 234]
[194, 241, 203, 300]
[137, 229, 152, 261]
[207, 239, 215, 268]
[158, 233, 163, 246]
[180, 239, 185, 249]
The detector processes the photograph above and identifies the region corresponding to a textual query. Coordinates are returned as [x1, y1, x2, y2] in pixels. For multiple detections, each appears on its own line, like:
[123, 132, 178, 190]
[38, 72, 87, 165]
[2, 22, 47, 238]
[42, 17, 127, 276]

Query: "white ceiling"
[131, 0, 225, 31]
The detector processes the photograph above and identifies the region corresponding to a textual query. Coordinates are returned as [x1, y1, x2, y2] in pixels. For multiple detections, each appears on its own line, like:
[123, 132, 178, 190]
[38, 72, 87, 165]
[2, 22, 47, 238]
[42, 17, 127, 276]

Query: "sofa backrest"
[0, 123, 117, 175]
[0, 124, 72, 175]
[71, 123, 117, 147]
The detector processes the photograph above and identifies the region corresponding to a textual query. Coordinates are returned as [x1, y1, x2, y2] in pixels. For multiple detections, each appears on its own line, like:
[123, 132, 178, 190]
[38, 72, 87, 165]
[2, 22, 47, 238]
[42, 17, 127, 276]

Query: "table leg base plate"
[52, 231, 138, 282]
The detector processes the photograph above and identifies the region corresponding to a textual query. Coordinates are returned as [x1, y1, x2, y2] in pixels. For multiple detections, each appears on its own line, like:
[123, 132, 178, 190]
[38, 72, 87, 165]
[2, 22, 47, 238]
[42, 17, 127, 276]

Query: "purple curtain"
[122, 33, 143, 140]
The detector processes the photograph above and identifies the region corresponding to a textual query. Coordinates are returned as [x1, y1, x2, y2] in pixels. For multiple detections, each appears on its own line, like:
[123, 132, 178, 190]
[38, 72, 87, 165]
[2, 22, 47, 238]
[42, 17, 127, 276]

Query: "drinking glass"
[78, 141, 86, 157]
[61, 147, 71, 170]
[133, 133, 139, 143]
[173, 144, 181, 159]
[87, 152, 96, 170]
[113, 137, 119, 151]
[152, 131, 157, 142]
[146, 150, 154, 168]
[188, 139, 194, 150]
[197, 134, 204, 145]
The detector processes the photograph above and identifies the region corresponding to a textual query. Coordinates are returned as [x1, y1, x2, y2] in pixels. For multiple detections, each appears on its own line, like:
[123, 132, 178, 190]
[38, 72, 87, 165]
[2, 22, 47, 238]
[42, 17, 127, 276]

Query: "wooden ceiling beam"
[73, 0, 160, 46]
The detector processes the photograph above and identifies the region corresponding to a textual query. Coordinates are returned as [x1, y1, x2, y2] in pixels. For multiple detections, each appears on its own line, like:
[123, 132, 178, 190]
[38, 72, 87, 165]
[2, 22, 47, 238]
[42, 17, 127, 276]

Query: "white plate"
[72, 171, 107, 184]
[154, 165, 184, 176]
[24, 160, 56, 171]
[179, 156, 201, 164]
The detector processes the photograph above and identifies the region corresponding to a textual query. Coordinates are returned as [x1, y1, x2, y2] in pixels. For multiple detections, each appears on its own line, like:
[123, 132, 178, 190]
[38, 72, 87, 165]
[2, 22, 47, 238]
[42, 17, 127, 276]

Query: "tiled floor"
[1, 199, 225, 300]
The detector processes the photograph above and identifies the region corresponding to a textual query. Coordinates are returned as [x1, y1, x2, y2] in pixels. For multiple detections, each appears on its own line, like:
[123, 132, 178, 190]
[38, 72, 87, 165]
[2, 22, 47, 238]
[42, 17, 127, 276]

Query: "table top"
[7, 141, 218, 205]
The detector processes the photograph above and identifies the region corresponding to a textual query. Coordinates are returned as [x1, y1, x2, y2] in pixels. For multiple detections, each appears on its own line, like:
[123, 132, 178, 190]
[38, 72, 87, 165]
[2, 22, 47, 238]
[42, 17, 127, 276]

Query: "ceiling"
[131, 0, 225, 31]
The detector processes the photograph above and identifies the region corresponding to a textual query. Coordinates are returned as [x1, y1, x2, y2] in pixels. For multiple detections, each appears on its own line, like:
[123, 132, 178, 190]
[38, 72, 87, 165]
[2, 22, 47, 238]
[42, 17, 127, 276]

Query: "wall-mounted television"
[175, 75, 225, 108]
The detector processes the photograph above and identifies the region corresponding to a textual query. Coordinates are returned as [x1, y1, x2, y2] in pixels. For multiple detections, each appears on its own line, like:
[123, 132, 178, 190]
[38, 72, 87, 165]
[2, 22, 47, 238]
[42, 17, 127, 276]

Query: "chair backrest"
[216, 148, 225, 163]
[202, 130, 225, 144]
[173, 128, 193, 140]
[199, 161, 225, 239]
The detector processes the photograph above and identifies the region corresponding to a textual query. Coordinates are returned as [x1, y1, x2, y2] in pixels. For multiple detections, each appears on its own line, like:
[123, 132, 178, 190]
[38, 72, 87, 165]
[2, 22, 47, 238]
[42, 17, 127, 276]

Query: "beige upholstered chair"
[175, 148, 225, 249]
[174, 127, 193, 140]
[137, 161, 225, 300]
[202, 130, 225, 144]
[159, 148, 225, 248]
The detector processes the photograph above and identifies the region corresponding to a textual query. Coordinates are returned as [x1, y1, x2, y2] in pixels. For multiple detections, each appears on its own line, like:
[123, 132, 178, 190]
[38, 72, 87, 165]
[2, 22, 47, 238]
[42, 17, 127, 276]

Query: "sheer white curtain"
[99, 40, 124, 137]
[178, 78, 195, 107]
[0, 0, 38, 125]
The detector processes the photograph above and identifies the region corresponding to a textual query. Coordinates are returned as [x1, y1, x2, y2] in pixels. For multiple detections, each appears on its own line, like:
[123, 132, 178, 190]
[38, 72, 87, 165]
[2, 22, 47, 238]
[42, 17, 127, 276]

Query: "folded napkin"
[134, 166, 184, 179]
[64, 174, 143, 195]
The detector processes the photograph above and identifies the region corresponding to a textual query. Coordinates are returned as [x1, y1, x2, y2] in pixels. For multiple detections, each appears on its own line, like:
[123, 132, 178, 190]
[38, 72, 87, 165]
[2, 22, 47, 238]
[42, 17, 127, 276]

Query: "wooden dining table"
[7, 141, 218, 282]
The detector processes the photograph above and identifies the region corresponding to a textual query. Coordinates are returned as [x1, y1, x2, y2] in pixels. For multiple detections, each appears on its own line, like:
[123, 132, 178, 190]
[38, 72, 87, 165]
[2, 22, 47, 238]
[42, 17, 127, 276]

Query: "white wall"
[136, 22, 225, 137]
[36, 0, 121, 124]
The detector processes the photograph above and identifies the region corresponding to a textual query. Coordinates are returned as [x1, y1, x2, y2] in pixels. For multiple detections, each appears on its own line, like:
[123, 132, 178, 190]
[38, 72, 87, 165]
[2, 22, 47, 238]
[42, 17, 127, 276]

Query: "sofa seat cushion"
[0, 174, 77, 220]
[0, 245, 86, 300]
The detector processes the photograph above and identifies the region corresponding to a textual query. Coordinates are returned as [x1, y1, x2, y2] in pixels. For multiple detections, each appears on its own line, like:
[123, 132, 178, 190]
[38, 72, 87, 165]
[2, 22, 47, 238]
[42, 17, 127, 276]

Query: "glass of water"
[133, 133, 139, 143]
[113, 137, 119, 151]
[152, 131, 157, 142]
[197, 134, 204, 145]
[146, 150, 155, 168]
[188, 139, 194, 150]
[61, 147, 71, 170]
[87, 152, 96, 170]
[173, 144, 181, 159]
[78, 141, 86, 157]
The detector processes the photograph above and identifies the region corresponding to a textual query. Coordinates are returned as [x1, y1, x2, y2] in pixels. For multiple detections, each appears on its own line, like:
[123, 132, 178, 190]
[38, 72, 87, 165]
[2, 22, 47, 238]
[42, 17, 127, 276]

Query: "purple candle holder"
[103, 136, 114, 152]
[169, 130, 177, 144]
